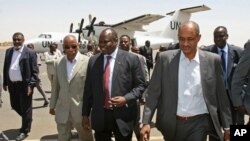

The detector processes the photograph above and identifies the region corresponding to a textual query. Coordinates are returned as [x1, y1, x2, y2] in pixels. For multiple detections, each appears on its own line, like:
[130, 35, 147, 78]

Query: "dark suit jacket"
[142, 49, 232, 141]
[139, 46, 153, 69]
[203, 44, 243, 90]
[3, 46, 38, 88]
[82, 49, 145, 136]
[231, 42, 250, 114]
[166, 43, 180, 51]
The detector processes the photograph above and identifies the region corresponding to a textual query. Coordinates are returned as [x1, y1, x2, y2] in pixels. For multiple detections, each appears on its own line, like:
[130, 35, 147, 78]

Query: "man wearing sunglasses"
[49, 35, 93, 141]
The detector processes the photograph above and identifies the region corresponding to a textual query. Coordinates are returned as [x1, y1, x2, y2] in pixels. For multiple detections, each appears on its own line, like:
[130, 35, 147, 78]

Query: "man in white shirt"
[3, 32, 38, 141]
[141, 21, 232, 141]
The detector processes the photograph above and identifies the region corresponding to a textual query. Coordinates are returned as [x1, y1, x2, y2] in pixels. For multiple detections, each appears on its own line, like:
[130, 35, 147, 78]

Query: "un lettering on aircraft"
[170, 21, 181, 30]
[42, 41, 53, 48]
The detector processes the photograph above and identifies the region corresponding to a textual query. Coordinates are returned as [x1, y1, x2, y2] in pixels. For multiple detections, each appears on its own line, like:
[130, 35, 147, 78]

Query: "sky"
[0, 0, 249, 47]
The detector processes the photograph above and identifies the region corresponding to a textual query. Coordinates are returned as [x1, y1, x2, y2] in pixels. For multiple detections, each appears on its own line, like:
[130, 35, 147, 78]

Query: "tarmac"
[0, 47, 163, 141]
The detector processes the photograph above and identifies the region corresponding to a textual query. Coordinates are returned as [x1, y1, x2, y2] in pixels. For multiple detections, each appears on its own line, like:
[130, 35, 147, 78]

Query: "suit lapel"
[227, 46, 234, 76]
[169, 50, 180, 109]
[7, 48, 14, 69]
[70, 55, 83, 82]
[111, 49, 122, 96]
[19, 46, 28, 62]
[61, 57, 69, 83]
[199, 50, 208, 88]
[211, 45, 218, 54]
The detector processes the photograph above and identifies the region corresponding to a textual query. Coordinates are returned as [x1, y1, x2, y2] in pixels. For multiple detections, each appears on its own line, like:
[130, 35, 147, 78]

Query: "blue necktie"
[221, 50, 226, 73]
[221, 50, 227, 88]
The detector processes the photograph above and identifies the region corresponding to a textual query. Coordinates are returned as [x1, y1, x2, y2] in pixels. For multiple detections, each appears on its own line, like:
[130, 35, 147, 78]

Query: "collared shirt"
[9, 46, 24, 82]
[217, 44, 228, 74]
[103, 47, 118, 97]
[66, 52, 80, 81]
[177, 50, 208, 116]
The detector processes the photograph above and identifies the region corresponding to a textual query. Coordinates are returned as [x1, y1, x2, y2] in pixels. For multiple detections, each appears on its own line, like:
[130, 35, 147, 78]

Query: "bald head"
[178, 21, 201, 59]
[63, 35, 79, 61]
[99, 28, 118, 54]
[63, 35, 77, 43]
[178, 21, 200, 36]
[213, 26, 228, 48]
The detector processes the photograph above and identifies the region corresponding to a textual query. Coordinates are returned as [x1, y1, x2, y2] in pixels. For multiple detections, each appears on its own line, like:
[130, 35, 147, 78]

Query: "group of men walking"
[1, 20, 250, 141]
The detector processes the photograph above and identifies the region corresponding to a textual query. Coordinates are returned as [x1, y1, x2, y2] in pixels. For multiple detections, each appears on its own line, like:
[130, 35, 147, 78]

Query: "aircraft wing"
[166, 5, 211, 15]
[111, 14, 164, 31]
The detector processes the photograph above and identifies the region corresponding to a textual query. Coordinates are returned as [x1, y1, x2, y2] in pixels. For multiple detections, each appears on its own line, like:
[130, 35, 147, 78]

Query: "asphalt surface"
[0, 47, 163, 141]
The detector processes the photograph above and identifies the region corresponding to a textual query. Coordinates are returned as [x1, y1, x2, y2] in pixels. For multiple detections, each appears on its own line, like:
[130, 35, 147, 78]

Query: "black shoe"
[0, 131, 9, 141]
[43, 101, 49, 107]
[15, 133, 27, 141]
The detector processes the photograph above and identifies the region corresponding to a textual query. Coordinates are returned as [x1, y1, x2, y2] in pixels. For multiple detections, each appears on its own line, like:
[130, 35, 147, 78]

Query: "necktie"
[103, 56, 112, 108]
[221, 50, 226, 73]
[221, 50, 227, 87]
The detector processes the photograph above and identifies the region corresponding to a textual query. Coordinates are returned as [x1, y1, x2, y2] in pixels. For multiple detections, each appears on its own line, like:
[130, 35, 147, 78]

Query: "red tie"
[103, 56, 112, 108]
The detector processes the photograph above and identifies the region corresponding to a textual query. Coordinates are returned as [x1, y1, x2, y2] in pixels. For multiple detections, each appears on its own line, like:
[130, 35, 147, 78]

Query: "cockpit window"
[38, 34, 52, 39]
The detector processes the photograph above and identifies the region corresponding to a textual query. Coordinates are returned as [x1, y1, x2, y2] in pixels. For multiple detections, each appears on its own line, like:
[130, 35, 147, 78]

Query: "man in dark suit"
[82, 28, 145, 141]
[141, 21, 232, 141]
[166, 42, 180, 50]
[140, 40, 153, 77]
[231, 41, 250, 123]
[3, 32, 38, 141]
[203, 26, 244, 125]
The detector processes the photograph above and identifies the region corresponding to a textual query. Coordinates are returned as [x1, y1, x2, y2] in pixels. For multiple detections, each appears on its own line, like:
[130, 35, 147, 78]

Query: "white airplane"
[81, 4, 210, 50]
[24, 19, 88, 53]
[24, 32, 88, 53]
[25, 5, 210, 53]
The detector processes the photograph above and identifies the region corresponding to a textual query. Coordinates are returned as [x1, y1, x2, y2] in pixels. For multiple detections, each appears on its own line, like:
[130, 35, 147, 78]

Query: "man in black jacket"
[140, 40, 153, 77]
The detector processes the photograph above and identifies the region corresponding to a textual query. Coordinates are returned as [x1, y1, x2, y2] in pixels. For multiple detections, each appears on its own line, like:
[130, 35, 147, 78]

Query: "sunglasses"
[64, 45, 77, 49]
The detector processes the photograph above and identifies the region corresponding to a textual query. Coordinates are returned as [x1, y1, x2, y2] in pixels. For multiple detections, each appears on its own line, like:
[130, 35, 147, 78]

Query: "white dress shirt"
[9, 46, 24, 82]
[66, 52, 80, 82]
[177, 51, 208, 116]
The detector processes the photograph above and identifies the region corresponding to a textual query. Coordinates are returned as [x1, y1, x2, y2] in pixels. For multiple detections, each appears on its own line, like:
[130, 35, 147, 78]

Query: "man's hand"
[27, 86, 33, 96]
[140, 124, 151, 141]
[82, 116, 91, 131]
[3, 85, 7, 91]
[111, 96, 126, 107]
[236, 105, 247, 114]
[49, 108, 55, 115]
[224, 129, 230, 141]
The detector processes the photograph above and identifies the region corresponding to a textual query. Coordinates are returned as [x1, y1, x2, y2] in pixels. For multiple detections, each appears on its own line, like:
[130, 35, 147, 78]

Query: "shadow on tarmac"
[1, 130, 79, 141]
[2, 129, 19, 140]
[32, 105, 46, 110]
[40, 132, 78, 140]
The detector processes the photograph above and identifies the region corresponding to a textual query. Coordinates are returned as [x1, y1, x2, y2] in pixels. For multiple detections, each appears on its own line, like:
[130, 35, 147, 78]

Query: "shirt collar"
[217, 44, 228, 54]
[66, 51, 80, 63]
[180, 50, 200, 64]
[14, 45, 24, 53]
[104, 47, 118, 59]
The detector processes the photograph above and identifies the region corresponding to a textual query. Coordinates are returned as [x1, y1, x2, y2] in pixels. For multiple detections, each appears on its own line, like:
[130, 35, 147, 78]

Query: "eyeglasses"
[64, 45, 77, 49]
